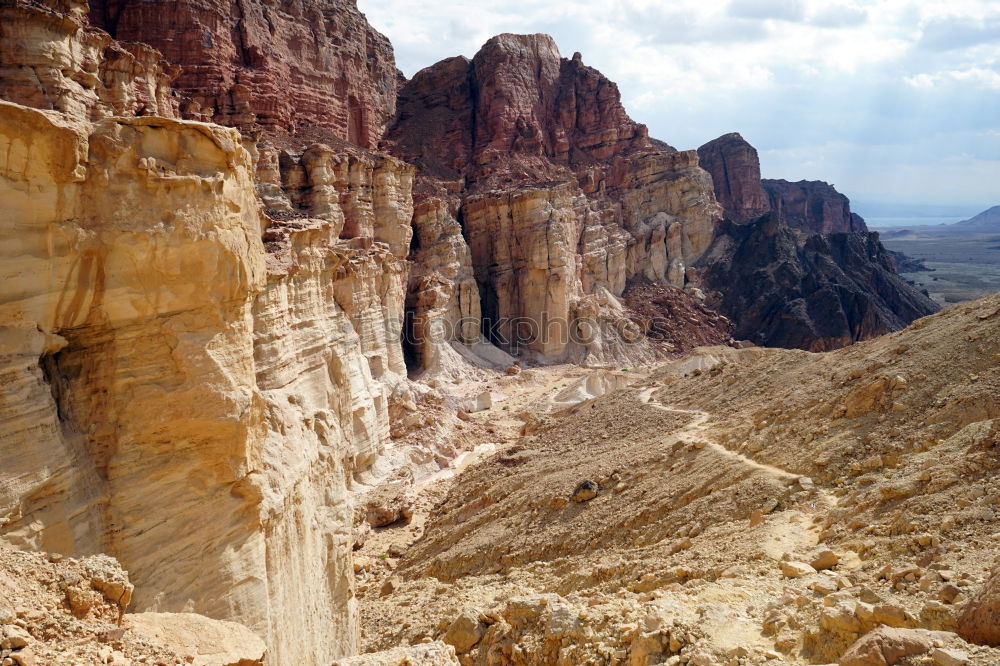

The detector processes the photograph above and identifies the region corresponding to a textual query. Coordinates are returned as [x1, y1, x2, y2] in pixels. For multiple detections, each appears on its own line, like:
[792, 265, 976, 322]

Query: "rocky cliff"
[89, 0, 398, 147]
[696, 132, 769, 224]
[0, 3, 466, 663]
[695, 132, 937, 348]
[698, 214, 940, 350]
[0, 97, 407, 663]
[762, 178, 868, 234]
[698, 132, 866, 234]
[387, 34, 721, 364]
[0, 0, 179, 119]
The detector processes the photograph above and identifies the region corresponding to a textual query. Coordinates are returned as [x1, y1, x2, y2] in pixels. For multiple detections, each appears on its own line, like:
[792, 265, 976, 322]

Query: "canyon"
[0, 1, 988, 666]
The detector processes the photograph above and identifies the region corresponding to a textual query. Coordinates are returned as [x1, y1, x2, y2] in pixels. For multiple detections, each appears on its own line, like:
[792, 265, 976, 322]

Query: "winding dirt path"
[635, 385, 838, 558]
[636, 386, 804, 483]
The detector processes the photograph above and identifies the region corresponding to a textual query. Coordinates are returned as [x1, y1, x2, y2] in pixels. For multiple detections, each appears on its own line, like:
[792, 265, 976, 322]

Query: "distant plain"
[881, 237, 1000, 305]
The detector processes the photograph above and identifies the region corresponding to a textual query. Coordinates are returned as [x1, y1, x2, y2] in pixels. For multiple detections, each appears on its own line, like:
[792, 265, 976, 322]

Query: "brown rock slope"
[361, 292, 1000, 665]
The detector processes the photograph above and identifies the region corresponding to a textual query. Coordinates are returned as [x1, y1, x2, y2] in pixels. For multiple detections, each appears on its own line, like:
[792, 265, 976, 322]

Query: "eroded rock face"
[763, 178, 868, 234]
[406, 198, 482, 373]
[696, 133, 769, 224]
[0, 0, 179, 120]
[0, 97, 414, 664]
[90, 0, 397, 146]
[387, 34, 724, 363]
[697, 214, 940, 350]
[388, 34, 651, 189]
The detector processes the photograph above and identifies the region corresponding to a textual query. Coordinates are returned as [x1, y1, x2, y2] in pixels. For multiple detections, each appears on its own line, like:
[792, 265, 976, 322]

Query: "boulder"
[931, 648, 970, 666]
[782, 561, 817, 578]
[957, 558, 1000, 646]
[571, 480, 599, 503]
[811, 550, 841, 571]
[442, 610, 485, 654]
[126, 612, 266, 666]
[463, 392, 494, 413]
[839, 627, 945, 666]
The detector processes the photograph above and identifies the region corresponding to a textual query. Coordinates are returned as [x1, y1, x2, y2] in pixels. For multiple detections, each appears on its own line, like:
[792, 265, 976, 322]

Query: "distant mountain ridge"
[878, 204, 1000, 239]
[955, 205, 1000, 230]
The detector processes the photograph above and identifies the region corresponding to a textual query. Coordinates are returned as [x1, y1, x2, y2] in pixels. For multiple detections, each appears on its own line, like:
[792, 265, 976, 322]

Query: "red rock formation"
[386, 34, 652, 192]
[385, 34, 724, 364]
[0, 0, 179, 120]
[89, 0, 398, 148]
[763, 178, 868, 233]
[696, 133, 769, 223]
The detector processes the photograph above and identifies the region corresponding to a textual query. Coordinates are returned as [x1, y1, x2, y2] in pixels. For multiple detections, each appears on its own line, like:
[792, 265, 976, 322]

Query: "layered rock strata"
[387, 34, 723, 363]
[697, 132, 866, 234]
[763, 178, 868, 234]
[88, 0, 398, 146]
[0, 94, 416, 663]
[0, 0, 179, 120]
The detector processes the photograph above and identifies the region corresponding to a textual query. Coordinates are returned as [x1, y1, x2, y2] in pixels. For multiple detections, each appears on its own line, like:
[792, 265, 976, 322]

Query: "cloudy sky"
[357, 0, 999, 222]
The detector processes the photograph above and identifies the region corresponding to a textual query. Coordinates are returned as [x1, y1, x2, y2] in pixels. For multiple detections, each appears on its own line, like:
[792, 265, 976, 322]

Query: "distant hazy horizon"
[856, 201, 994, 227]
[359, 0, 1000, 211]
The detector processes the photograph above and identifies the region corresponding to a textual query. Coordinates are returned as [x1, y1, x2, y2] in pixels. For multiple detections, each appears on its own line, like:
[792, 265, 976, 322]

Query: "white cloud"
[728, 0, 806, 22]
[905, 67, 1000, 89]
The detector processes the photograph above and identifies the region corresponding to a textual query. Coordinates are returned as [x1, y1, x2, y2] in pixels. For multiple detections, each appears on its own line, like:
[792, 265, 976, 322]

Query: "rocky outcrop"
[405, 198, 482, 374]
[89, 0, 397, 146]
[762, 178, 868, 234]
[696, 214, 940, 350]
[257, 141, 415, 257]
[697, 133, 866, 234]
[696, 133, 769, 224]
[387, 34, 651, 189]
[0, 0, 179, 119]
[387, 34, 724, 363]
[694, 131, 935, 348]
